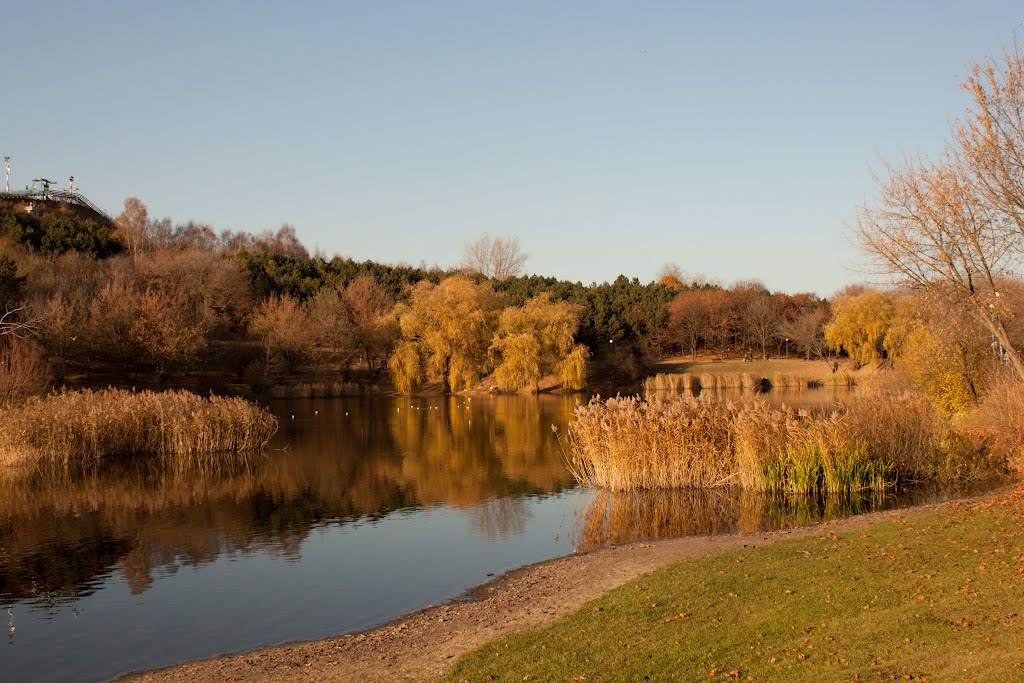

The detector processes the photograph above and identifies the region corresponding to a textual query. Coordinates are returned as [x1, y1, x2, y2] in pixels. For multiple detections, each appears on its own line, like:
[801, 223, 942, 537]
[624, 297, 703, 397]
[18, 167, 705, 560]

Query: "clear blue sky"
[4, 1, 1023, 295]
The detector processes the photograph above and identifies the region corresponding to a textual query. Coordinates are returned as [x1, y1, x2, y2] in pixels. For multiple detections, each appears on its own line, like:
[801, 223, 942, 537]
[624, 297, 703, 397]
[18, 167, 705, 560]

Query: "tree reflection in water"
[0, 395, 579, 610]
[0, 393, 994, 620]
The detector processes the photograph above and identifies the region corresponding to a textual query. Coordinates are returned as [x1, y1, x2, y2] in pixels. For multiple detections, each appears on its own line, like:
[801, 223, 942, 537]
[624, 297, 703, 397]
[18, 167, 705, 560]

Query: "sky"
[4, 1, 1024, 295]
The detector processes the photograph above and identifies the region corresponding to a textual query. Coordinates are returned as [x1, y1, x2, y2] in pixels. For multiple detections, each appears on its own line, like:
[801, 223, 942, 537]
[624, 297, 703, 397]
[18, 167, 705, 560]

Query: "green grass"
[442, 485, 1024, 682]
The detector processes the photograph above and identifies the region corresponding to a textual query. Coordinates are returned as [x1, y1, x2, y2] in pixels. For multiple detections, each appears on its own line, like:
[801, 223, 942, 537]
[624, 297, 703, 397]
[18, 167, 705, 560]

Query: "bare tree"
[0, 306, 41, 339]
[782, 306, 830, 361]
[657, 262, 685, 289]
[856, 158, 1024, 380]
[462, 234, 527, 280]
[114, 197, 149, 263]
[956, 46, 1024, 254]
[740, 293, 782, 361]
[855, 46, 1024, 381]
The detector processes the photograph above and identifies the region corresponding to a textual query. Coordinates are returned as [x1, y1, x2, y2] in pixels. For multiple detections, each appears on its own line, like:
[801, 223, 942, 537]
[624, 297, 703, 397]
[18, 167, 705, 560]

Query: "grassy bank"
[444, 484, 1024, 682]
[566, 392, 993, 493]
[0, 388, 278, 472]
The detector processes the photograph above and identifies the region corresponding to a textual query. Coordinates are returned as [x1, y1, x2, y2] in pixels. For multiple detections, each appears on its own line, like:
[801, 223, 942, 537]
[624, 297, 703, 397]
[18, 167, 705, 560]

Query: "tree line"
[0, 197, 704, 398]
[21, 185, 1022, 406]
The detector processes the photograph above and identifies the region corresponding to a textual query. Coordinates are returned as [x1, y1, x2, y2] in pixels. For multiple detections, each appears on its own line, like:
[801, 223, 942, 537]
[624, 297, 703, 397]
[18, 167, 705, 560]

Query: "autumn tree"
[489, 293, 590, 392]
[855, 45, 1024, 381]
[0, 337, 49, 405]
[130, 287, 207, 379]
[462, 234, 528, 280]
[740, 291, 782, 360]
[657, 262, 685, 290]
[87, 280, 142, 370]
[884, 292, 992, 412]
[114, 197, 150, 263]
[390, 276, 503, 393]
[33, 291, 85, 381]
[344, 274, 397, 373]
[249, 294, 314, 374]
[667, 290, 716, 360]
[304, 285, 356, 375]
[824, 289, 897, 367]
[782, 305, 831, 361]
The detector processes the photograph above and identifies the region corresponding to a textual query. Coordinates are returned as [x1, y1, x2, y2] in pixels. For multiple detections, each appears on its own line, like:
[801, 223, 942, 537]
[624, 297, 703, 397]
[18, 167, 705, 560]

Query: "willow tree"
[390, 276, 503, 393]
[855, 45, 1024, 381]
[489, 293, 590, 392]
[824, 289, 897, 368]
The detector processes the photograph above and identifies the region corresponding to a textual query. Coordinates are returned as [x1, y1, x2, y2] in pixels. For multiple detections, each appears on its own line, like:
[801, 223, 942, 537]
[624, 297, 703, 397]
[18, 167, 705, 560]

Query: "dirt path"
[119, 497, 976, 683]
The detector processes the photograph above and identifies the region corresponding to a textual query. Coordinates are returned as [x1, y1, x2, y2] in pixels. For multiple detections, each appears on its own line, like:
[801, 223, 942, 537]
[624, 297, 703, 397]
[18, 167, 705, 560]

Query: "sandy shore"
[119, 495, 980, 683]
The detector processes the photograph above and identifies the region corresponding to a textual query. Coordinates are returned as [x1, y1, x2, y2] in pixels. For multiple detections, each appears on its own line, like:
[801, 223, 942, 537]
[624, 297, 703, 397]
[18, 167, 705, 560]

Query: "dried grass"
[565, 395, 735, 490]
[968, 374, 1024, 469]
[567, 390, 980, 493]
[0, 388, 278, 472]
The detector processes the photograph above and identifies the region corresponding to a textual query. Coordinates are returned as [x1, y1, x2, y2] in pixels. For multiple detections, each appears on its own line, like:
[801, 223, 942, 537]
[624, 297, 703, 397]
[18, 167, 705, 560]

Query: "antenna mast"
[3, 157, 9, 193]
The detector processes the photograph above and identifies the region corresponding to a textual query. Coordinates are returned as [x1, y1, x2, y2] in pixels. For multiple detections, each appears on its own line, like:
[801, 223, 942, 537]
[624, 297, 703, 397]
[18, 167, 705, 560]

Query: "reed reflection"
[573, 485, 982, 553]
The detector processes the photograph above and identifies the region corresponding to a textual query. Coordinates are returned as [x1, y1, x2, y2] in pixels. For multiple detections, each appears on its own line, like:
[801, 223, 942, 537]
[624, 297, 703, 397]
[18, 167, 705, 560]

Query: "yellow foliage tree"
[824, 289, 897, 367]
[389, 276, 503, 393]
[884, 293, 991, 413]
[557, 345, 590, 391]
[489, 294, 589, 392]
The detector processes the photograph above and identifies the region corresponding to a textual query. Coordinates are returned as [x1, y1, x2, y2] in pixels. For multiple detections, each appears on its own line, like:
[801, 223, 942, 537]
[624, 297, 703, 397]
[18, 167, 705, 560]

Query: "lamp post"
[785, 338, 789, 359]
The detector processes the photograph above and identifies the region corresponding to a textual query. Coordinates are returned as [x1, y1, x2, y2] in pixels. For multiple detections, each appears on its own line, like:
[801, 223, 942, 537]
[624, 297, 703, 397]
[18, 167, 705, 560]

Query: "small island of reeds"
[0, 388, 278, 473]
[565, 391, 997, 493]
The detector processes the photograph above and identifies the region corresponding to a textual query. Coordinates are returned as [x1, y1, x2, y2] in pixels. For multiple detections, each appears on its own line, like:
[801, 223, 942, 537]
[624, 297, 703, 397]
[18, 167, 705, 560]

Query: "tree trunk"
[979, 307, 1024, 382]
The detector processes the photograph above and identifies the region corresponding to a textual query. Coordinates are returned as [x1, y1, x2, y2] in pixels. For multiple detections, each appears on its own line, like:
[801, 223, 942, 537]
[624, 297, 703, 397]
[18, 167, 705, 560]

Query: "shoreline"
[117, 485, 1004, 683]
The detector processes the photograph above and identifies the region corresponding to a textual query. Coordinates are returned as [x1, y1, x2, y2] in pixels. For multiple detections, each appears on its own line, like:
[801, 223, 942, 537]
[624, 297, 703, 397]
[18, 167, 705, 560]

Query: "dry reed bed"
[643, 371, 856, 396]
[0, 388, 278, 472]
[567, 391, 985, 493]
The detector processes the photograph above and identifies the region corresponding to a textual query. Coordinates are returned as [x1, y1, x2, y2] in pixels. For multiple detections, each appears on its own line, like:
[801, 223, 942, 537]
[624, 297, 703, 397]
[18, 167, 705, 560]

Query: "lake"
[0, 393, 994, 682]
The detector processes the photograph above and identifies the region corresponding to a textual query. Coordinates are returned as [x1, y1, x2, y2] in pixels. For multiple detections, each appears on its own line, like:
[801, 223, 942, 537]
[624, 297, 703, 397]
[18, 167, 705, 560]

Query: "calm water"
[0, 393, 996, 682]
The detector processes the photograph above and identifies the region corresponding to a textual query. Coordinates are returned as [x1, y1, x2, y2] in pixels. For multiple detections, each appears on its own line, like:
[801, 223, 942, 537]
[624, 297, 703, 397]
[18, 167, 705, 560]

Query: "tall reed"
[566, 395, 735, 490]
[0, 388, 278, 472]
[567, 390, 965, 493]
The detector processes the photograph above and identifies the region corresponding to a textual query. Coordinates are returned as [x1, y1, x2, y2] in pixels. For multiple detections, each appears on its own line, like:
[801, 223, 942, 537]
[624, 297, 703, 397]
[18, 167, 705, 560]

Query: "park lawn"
[443, 485, 1024, 682]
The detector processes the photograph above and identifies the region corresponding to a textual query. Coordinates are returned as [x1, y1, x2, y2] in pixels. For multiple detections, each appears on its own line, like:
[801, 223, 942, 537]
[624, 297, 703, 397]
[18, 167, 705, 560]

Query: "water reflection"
[0, 393, 1003, 682]
[648, 384, 855, 409]
[0, 395, 579, 611]
[572, 485, 986, 552]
